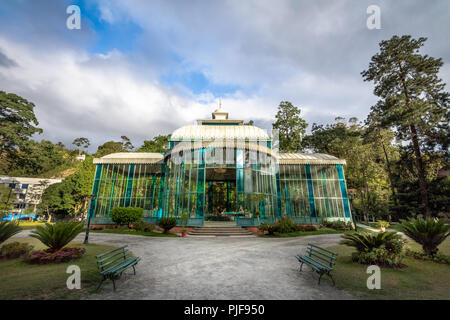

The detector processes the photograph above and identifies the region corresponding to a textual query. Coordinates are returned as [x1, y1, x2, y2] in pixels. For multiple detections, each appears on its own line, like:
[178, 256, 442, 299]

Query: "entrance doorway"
[205, 168, 236, 221]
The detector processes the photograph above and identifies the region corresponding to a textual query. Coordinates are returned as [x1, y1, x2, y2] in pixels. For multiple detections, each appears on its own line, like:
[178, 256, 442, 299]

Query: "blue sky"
[75, 0, 143, 55]
[0, 0, 449, 151]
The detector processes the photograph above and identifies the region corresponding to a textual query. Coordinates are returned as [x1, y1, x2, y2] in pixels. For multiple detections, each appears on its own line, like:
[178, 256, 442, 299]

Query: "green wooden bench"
[95, 245, 141, 291]
[296, 243, 337, 285]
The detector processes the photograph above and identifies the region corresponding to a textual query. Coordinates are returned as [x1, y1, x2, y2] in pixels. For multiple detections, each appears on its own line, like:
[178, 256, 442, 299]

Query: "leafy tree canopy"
[362, 35, 450, 216]
[72, 137, 90, 154]
[137, 134, 171, 153]
[272, 101, 307, 152]
[0, 91, 43, 155]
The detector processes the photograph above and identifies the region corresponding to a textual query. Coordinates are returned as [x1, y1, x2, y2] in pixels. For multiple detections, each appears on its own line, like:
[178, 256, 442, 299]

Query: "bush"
[158, 217, 177, 234]
[260, 218, 298, 235]
[377, 220, 390, 229]
[259, 223, 276, 235]
[132, 220, 155, 232]
[297, 224, 317, 232]
[110, 207, 144, 228]
[352, 247, 405, 267]
[400, 218, 449, 256]
[405, 249, 450, 265]
[0, 242, 34, 259]
[30, 221, 84, 252]
[25, 247, 85, 264]
[322, 219, 353, 231]
[275, 217, 297, 233]
[0, 221, 22, 245]
[341, 231, 405, 267]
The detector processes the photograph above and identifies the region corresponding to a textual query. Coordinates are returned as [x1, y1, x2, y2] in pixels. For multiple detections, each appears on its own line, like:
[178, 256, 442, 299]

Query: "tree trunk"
[410, 124, 432, 217]
[378, 131, 398, 206]
[399, 64, 431, 217]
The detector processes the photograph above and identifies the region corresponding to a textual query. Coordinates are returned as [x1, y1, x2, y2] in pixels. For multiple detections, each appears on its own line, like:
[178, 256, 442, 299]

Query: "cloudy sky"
[0, 0, 449, 152]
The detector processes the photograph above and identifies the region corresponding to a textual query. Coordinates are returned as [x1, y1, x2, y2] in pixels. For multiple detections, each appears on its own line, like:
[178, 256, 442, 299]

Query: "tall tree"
[0, 91, 42, 157]
[362, 35, 449, 217]
[38, 156, 95, 218]
[364, 112, 399, 207]
[272, 101, 307, 152]
[137, 135, 171, 153]
[95, 141, 125, 157]
[121, 135, 134, 151]
[72, 137, 90, 155]
[0, 184, 14, 216]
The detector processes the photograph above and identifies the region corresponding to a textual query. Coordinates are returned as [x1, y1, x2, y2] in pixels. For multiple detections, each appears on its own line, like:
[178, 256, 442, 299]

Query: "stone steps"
[187, 226, 255, 237]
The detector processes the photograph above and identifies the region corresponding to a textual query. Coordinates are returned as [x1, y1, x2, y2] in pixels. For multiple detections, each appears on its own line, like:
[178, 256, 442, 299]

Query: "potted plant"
[180, 213, 189, 237]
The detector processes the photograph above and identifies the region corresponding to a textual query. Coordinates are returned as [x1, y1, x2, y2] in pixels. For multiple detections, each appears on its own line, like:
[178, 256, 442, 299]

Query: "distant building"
[0, 176, 63, 213]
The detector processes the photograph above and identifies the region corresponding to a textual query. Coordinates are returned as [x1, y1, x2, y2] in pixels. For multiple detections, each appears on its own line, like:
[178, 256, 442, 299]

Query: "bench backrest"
[306, 243, 337, 267]
[95, 245, 130, 272]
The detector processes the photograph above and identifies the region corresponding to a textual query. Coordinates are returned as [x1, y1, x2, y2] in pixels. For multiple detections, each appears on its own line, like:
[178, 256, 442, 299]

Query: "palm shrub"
[340, 231, 405, 267]
[158, 217, 177, 234]
[30, 221, 84, 252]
[400, 218, 449, 256]
[341, 231, 403, 253]
[0, 221, 22, 245]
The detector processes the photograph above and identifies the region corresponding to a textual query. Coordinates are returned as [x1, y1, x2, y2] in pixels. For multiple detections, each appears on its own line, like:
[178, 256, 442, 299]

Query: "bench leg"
[328, 272, 336, 286]
[132, 265, 136, 275]
[112, 278, 116, 291]
[318, 273, 323, 285]
[96, 276, 105, 291]
[299, 262, 304, 272]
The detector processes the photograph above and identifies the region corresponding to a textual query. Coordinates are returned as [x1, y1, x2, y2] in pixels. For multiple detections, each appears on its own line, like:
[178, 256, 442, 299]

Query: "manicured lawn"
[259, 228, 346, 238]
[91, 228, 179, 237]
[388, 223, 405, 232]
[0, 237, 117, 300]
[327, 237, 450, 300]
[16, 221, 52, 230]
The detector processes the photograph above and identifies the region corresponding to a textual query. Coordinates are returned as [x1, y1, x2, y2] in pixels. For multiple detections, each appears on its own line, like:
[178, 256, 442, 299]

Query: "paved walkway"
[77, 232, 354, 300]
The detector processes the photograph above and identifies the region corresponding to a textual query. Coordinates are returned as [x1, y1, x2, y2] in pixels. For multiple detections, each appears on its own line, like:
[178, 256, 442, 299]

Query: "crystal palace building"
[88, 108, 352, 227]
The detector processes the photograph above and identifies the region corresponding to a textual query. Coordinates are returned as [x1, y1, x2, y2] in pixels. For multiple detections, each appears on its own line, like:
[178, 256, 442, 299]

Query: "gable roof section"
[93, 153, 164, 164]
[278, 153, 346, 165]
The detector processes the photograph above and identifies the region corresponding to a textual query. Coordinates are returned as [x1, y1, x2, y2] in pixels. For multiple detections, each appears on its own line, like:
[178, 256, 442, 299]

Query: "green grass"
[0, 237, 117, 300]
[327, 237, 450, 300]
[91, 228, 179, 237]
[16, 221, 52, 230]
[259, 228, 346, 238]
[388, 223, 404, 232]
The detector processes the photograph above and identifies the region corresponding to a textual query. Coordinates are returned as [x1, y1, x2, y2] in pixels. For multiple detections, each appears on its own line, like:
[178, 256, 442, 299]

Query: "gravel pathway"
[70, 232, 355, 300]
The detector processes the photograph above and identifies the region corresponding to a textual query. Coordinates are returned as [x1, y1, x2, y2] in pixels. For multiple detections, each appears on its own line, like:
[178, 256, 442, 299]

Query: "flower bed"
[25, 247, 86, 264]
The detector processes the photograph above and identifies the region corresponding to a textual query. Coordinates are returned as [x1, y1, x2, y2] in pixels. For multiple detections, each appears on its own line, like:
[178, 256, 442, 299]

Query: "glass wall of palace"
[278, 163, 351, 222]
[89, 156, 352, 224]
[160, 146, 279, 219]
[90, 163, 163, 221]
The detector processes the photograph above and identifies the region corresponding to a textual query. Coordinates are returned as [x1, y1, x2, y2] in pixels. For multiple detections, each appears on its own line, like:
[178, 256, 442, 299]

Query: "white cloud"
[0, 0, 449, 151]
